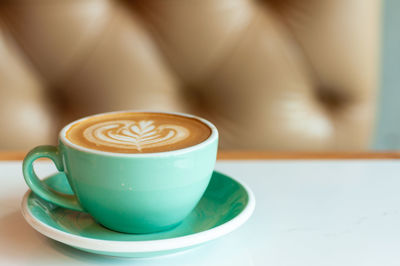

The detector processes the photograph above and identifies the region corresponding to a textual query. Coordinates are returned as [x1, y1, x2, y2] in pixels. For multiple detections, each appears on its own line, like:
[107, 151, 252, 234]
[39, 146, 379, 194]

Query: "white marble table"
[1, 159, 400, 265]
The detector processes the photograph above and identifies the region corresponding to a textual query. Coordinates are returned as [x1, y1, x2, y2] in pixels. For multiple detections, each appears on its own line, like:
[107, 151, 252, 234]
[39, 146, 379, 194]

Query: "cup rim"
[59, 110, 218, 157]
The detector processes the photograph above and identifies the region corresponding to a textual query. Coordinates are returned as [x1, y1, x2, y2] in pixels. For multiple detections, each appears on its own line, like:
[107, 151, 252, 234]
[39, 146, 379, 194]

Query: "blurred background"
[0, 0, 397, 152]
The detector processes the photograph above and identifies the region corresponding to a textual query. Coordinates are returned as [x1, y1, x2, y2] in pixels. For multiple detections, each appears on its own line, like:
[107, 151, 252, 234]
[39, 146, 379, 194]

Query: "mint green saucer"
[21, 171, 255, 258]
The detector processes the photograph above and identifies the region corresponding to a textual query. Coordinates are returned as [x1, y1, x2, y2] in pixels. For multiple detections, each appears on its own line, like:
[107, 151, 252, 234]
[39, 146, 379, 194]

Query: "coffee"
[66, 112, 211, 153]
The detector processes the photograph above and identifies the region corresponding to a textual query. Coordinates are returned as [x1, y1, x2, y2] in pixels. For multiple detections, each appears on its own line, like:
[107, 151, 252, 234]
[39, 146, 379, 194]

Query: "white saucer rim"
[21, 171, 255, 254]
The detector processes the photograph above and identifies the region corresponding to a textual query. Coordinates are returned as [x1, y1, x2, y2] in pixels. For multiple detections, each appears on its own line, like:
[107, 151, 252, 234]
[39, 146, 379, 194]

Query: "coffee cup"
[22, 111, 218, 234]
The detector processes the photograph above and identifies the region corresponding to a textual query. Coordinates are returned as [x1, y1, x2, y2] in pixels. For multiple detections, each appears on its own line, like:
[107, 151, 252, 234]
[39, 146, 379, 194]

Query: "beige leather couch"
[0, 0, 380, 150]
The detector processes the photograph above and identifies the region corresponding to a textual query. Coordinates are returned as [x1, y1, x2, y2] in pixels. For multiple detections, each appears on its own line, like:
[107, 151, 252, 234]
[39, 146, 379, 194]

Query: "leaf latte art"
[66, 112, 212, 153]
[83, 120, 190, 151]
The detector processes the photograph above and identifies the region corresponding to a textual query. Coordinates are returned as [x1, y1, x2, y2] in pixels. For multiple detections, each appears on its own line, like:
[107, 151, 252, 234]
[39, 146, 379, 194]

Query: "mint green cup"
[22, 111, 218, 234]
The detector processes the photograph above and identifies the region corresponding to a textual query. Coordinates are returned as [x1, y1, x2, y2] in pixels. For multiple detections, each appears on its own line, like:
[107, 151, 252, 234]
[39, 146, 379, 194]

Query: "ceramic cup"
[22, 111, 218, 234]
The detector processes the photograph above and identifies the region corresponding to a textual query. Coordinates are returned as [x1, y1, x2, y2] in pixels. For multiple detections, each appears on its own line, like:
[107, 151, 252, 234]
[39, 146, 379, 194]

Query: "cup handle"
[22, 145, 84, 212]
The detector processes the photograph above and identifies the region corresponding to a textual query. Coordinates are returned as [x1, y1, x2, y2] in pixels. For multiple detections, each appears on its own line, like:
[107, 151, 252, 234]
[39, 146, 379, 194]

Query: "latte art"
[84, 120, 189, 151]
[65, 112, 212, 153]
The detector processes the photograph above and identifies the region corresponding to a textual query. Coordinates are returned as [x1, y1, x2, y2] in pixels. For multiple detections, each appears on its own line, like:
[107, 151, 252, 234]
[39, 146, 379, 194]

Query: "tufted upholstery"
[0, 0, 380, 150]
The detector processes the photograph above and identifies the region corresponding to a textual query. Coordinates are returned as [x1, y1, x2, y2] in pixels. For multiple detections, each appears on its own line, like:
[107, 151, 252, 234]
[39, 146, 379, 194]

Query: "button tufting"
[0, 0, 380, 150]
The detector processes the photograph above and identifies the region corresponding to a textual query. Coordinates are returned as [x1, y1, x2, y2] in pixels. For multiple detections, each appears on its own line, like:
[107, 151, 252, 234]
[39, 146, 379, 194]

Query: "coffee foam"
[66, 112, 211, 153]
[83, 120, 190, 152]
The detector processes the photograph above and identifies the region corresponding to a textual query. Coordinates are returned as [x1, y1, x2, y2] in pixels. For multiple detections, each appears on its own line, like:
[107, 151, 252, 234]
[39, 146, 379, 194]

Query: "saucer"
[21, 171, 255, 258]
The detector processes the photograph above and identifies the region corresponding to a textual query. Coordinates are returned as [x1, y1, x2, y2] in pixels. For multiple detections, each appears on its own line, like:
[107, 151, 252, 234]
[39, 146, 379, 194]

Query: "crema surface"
[66, 113, 211, 153]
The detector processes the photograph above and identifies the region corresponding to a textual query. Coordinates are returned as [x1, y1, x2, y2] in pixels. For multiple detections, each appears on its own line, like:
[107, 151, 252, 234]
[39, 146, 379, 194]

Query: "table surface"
[1, 154, 400, 265]
[2, 151, 400, 160]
